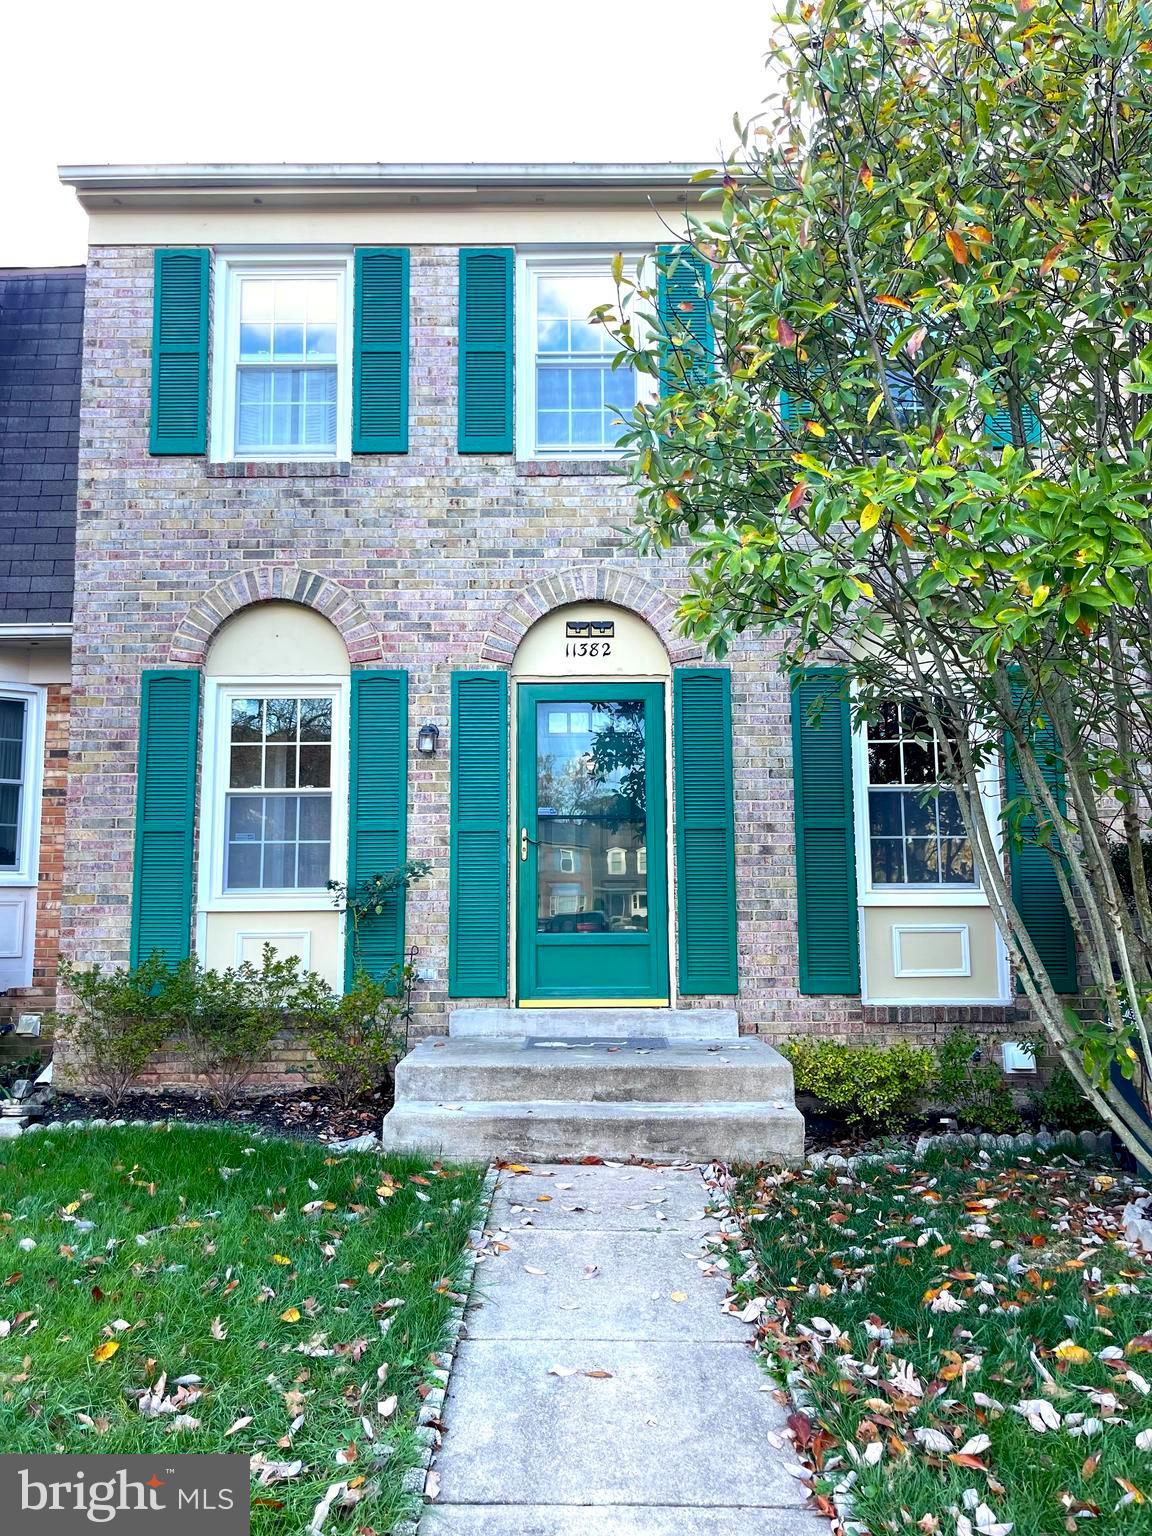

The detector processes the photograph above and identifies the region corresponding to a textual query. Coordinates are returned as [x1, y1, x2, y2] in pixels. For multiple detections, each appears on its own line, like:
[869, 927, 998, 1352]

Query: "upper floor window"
[606, 846, 627, 876]
[0, 698, 29, 873]
[517, 255, 643, 458]
[864, 703, 977, 889]
[213, 257, 352, 461]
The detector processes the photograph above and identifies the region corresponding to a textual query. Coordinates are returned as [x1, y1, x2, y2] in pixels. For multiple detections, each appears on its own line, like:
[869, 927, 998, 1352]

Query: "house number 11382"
[566, 640, 612, 658]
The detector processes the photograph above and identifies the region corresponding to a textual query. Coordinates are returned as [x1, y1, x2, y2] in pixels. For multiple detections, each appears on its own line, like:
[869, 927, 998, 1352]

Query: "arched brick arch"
[169, 565, 383, 666]
[481, 566, 703, 667]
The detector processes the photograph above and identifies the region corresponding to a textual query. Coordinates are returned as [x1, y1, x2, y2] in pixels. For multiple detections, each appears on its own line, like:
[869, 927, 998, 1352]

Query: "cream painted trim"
[891, 922, 971, 978]
[82, 208, 688, 250]
[0, 684, 45, 888]
[210, 251, 353, 463]
[233, 928, 312, 969]
[198, 675, 349, 914]
[0, 624, 73, 641]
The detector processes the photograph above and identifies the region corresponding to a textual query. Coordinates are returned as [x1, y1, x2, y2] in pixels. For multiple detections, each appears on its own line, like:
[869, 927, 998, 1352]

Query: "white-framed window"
[556, 846, 579, 874]
[853, 701, 999, 906]
[0, 686, 44, 886]
[211, 254, 353, 461]
[636, 846, 647, 876]
[631, 890, 648, 918]
[550, 883, 585, 916]
[516, 252, 651, 458]
[606, 846, 627, 876]
[200, 679, 348, 911]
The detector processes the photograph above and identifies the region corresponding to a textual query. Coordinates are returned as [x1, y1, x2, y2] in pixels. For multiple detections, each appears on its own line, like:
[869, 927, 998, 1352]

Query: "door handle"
[520, 826, 537, 861]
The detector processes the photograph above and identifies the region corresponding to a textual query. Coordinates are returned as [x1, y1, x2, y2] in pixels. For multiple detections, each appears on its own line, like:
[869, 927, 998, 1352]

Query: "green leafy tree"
[606, 0, 1152, 1167]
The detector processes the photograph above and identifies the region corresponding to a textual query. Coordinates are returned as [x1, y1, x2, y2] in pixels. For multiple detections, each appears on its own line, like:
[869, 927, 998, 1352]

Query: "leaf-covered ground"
[0, 1125, 486, 1533]
[721, 1152, 1152, 1535]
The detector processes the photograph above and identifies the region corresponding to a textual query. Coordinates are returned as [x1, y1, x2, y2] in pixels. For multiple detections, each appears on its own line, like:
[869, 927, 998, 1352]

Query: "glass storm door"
[516, 683, 669, 1003]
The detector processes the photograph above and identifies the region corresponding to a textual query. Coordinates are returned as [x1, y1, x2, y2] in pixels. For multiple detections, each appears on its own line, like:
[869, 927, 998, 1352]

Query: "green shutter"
[149, 249, 209, 455]
[353, 248, 409, 453]
[130, 669, 200, 967]
[458, 248, 514, 453]
[449, 671, 509, 996]
[791, 669, 860, 994]
[984, 396, 1042, 447]
[673, 668, 738, 994]
[346, 671, 408, 985]
[1005, 692, 1077, 993]
[658, 244, 714, 395]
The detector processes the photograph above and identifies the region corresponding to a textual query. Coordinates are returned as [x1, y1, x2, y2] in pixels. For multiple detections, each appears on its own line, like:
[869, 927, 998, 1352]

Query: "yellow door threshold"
[516, 998, 671, 1008]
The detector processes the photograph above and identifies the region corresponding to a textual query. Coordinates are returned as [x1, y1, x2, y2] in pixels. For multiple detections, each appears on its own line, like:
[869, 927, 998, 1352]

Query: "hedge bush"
[784, 1038, 936, 1126]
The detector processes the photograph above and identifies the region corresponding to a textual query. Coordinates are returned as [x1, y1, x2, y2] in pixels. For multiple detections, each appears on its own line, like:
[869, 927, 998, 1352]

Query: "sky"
[2, 0, 773, 268]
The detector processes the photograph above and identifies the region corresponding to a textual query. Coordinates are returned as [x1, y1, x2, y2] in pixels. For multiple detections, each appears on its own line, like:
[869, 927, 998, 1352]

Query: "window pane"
[904, 839, 938, 883]
[225, 841, 261, 890]
[870, 838, 904, 884]
[297, 840, 331, 888]
[261, 841, 295, 889]
[868, 791, 902, 837]
[276, 280, 310, 321]
[231, 698, 263, 742]
[299, 698, 332, 742]
[938, 791, 966, 835]
[902, 790, 938, 837]
[239, 323, 272, 360]
[940, 838, 975, 882]
[571, 370, 602, 410]
[273, 323, 305, 361]
[867, 741, 901, 784]
[0, 782, 20, 867]
[227, 794, 265, 841]
[299, 745, 330, 788]
[537, 368, 568, 409]
[306, 324, 337, 360]
[901, 741, 934, 784]
[239, 279, 274, 322]
[537, 409, 571, 448]
[264, 698, 297, 742]
[229, 744, 261, 788]
[572, 411, 602, 445]
[298, 796, 332, 840]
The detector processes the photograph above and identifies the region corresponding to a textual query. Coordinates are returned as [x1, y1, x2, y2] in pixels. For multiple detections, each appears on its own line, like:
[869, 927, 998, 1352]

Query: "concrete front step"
[449, 1007, 739, 1041]
[394, 1037, 794, 1105]
[380, 1098, 805, 1164]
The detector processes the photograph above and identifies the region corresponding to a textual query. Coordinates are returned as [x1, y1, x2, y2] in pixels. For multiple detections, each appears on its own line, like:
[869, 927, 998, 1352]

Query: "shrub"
[177, 946, 332, 1111]
[784, 1038, 936, 1126]
[934, 1028, 1022, 1134]
[53, 954, 176, 1110]
[303, 966, 411, 1109]
[1031, 1064, 1105, 1133]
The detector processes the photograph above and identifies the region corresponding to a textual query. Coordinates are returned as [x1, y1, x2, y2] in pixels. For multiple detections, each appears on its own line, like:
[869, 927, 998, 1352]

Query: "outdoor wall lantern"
[416, 721, 440, 756]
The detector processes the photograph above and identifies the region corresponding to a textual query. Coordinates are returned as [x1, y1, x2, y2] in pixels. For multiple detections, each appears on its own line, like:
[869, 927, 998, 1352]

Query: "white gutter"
[0, 623, 73, 641]
[58, 163, 716, 193]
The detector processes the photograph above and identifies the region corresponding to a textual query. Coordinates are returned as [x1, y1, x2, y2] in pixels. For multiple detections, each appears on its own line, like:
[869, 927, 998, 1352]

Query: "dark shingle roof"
[0, 266, 83, 626]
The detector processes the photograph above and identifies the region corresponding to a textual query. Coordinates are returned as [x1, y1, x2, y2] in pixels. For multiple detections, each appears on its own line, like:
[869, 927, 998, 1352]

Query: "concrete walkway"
[422, 1162, 825, 1535]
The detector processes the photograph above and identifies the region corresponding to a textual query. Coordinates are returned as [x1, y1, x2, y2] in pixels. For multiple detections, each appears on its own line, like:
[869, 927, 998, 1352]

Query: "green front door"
[516, 683, 669, 1004]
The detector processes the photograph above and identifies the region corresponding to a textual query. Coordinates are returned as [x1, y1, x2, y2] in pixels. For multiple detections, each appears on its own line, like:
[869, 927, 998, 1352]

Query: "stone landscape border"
[395, 1163, 501, 1536]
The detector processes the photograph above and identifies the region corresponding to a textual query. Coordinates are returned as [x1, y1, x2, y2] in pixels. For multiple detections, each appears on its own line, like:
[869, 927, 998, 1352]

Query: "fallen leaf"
[91, 1340, 119, 1363]
[225, 1415, 252, 1437]
[280, 1307, 301, 1324]
[583, 1368, 613, 1379]
[211, 1316, 227, 1341]
[670, 1292, 688, 1303]
[1054, 1340, 1093, 1365]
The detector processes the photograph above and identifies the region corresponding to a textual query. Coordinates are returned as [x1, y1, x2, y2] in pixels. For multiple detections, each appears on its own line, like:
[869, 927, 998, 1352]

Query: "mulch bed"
[41, 1084, 393, 1143]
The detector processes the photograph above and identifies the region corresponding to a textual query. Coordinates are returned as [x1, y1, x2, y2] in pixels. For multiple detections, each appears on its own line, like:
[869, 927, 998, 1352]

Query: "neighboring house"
[53, 164, 1073, 1085]
[0, 266, 80, 1026]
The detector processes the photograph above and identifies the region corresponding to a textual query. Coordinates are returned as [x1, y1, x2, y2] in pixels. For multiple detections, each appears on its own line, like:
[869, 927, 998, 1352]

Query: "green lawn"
[0, 1125, 486, 1532]
[725, 1152, 1152, 1533]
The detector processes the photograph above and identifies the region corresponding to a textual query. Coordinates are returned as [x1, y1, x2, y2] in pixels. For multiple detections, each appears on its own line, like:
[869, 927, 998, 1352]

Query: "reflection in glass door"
[517, 684, 668, 1003]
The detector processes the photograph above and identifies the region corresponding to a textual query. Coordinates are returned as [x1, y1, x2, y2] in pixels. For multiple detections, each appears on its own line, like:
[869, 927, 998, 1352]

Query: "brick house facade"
[51, 165, 1044, 1090]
